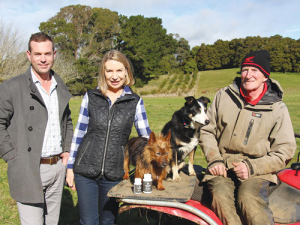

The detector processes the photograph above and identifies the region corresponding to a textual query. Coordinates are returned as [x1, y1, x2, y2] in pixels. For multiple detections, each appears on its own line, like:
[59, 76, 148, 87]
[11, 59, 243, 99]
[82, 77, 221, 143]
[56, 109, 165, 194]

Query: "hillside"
[131, 71, 200, 97]
[134, 68, 300, 136]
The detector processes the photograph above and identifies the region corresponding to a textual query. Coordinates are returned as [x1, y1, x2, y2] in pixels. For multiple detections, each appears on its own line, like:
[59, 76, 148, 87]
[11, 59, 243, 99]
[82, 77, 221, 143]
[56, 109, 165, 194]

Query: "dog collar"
[183, 120, 189, 128]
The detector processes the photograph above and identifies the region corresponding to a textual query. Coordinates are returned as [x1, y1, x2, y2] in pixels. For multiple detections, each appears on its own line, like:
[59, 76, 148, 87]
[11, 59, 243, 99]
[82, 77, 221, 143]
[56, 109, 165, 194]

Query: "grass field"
[0, 68, 299, 224]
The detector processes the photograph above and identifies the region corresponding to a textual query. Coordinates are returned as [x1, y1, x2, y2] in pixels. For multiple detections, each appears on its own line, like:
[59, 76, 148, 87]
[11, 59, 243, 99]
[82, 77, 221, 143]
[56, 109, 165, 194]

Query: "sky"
[1, 0, 300, 48]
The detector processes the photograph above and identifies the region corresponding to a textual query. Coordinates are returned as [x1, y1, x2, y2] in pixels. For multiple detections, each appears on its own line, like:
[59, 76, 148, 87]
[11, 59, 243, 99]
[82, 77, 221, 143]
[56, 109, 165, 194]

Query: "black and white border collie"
[162, 96, 210, 181]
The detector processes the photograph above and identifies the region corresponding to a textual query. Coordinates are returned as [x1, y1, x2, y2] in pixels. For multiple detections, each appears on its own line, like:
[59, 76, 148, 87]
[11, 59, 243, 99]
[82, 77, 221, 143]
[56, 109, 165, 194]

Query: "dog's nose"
[205, 120, 210, 125]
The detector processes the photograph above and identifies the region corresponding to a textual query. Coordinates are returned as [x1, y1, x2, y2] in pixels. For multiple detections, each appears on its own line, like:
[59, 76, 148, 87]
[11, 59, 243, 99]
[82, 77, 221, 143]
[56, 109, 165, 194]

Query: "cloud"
[285, 28, 300, 33]
[0, 0, 299, 49]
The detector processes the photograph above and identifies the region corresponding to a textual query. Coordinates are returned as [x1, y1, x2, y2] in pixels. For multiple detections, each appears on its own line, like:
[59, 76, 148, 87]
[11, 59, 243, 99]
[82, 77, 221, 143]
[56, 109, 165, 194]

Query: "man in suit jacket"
[0, 32, 73, 225]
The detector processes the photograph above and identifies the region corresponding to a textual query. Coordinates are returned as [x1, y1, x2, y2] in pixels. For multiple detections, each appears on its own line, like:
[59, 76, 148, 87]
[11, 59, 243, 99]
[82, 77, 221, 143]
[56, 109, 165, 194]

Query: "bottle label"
[134, 184, 142, 194]
[143, 181, 152, 193]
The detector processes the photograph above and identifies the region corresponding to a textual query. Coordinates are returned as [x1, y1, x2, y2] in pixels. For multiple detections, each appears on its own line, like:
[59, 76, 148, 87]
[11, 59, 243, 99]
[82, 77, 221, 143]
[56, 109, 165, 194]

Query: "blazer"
[0, 67, 73, 203]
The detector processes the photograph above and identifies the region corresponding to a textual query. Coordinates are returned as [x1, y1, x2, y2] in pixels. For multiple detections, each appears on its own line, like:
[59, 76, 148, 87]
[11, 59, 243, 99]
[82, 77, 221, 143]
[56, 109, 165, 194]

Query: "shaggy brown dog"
[123, 132, 172, 190]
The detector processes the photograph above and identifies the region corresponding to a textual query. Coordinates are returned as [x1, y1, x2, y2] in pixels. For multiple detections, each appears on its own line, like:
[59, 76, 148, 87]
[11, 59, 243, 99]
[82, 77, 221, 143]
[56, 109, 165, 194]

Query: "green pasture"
[0, 68, 299, 224]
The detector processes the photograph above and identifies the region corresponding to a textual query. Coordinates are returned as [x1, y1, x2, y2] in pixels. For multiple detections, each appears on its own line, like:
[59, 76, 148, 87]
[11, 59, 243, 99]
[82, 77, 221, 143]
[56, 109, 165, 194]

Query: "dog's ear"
[165, 131, 171, 142]
[184, 96, 195, 105]
[199, 96, 211, 106]
[148, 132, 156, 145]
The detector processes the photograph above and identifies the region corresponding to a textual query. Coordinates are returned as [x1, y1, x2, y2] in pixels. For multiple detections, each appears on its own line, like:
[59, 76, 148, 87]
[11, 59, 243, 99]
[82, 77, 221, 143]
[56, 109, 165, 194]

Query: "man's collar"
[30, 67, 57, 86]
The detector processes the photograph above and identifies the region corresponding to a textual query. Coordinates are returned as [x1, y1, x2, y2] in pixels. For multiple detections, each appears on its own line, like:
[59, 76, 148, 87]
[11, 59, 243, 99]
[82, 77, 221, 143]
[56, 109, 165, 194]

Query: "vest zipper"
[100, 106, 115, 179]
[121, 146, 125, 158]
[243, 119, 254, 145]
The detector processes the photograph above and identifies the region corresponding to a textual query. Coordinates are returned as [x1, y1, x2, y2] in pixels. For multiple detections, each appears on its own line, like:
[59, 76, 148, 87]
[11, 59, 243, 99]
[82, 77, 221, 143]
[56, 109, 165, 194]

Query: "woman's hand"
[66, 169, 76, 191]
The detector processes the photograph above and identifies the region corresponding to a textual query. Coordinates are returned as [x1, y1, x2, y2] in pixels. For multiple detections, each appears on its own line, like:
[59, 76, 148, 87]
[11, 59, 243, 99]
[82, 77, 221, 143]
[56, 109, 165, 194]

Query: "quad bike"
[108, 134, 300, 225]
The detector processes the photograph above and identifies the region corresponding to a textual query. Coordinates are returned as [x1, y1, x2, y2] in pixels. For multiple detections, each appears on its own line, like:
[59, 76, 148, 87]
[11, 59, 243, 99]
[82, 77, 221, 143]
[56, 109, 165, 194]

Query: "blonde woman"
[66, 50, 151, 225]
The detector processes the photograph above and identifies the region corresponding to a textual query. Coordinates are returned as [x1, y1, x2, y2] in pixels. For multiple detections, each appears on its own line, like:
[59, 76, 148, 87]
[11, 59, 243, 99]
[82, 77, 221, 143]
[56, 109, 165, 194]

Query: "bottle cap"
[143, 173, 152, 181]
[134, 178, 142, 184]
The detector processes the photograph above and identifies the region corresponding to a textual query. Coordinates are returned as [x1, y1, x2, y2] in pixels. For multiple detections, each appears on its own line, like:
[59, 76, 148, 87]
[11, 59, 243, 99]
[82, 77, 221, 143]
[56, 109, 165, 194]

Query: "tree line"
[195, 35, 300, 73]
[0, 4, 299, 95]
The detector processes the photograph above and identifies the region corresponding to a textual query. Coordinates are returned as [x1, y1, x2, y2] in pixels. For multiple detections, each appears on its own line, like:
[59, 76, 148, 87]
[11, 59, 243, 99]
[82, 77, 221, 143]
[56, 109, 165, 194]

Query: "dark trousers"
[75, 174, 120, 225]
[207, 173, 275, 225]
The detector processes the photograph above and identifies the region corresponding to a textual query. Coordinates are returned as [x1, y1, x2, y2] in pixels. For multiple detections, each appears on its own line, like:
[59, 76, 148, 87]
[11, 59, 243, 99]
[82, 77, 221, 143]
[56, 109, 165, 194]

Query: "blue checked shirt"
[67, 86, 151, 169]
[31, 69, 62, 157]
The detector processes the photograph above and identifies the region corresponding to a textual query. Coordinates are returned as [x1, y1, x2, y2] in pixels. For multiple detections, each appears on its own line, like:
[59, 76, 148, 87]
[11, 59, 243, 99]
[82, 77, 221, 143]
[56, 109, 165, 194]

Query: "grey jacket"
[0, 68, 73, 203]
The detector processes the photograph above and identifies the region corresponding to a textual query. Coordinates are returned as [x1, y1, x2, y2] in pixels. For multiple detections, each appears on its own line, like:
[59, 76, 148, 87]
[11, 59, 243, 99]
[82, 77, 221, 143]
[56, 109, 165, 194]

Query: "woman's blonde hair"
[98, 50, 135, 95]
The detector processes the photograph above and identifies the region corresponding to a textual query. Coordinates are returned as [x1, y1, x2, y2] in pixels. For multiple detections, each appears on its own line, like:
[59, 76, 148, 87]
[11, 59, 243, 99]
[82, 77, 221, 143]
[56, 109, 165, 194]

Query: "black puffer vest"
[73, 88, 140, 181]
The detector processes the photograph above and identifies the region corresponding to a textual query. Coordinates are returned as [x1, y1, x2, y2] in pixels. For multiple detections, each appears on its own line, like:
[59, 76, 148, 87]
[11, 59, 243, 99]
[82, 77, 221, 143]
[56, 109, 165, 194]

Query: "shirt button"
[28, 147, 32, 152]
[28, 126, 33, 131]
[30, 106, 34, 110]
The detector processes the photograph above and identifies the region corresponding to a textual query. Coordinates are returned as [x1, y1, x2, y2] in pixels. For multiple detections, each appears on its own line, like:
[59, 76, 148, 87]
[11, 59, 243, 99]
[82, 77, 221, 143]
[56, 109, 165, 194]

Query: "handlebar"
[291, 133, 300, 170]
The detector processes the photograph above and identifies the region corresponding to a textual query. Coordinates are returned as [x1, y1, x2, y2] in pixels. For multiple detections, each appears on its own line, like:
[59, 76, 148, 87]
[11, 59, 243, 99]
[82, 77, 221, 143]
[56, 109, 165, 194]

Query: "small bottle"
[133, 178, 142, 194]
[143, 174, 152, 193]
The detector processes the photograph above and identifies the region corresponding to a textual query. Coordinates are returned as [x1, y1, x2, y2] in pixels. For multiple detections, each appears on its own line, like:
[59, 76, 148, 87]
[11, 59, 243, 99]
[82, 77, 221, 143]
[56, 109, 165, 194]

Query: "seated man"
[199, 50, 296, 225]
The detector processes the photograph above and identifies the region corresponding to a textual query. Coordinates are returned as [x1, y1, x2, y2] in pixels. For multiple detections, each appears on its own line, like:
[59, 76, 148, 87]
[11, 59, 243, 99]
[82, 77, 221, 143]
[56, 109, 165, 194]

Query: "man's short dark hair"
[28, 32, 55, 52]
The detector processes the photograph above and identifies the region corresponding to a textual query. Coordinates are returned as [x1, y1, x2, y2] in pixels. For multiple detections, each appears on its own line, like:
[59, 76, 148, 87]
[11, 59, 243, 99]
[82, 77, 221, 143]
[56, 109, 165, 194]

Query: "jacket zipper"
[77, 141, 91, 165]
[99, 105, 116, 178]
[121, 146, 125, 158]
[243, 119, 254, 145]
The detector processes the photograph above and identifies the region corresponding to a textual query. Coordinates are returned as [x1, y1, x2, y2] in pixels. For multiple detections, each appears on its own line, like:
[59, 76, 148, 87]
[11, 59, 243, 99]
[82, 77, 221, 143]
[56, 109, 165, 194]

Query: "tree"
[66, 57, 98, 95]
[290, 39, 300, 72]
[196, 44, 221, 70]
[213, 39, 232, 68]
[190, 46, 200, 59]
[194, 35, 300, 73]
[117, 15, 177, 81]
[265, 35, 292, 73]
[157, 54, 178, 75]
[39, 5, 121, 94]
[182, 58, 197, 74]
[229, 38, 246, 68]
[81, 7, 120, 60]
[39, 5, 93, 60]
[171, 34, 190, 63]
[0, 19, 28, 80]
[52, 53, 77, 83]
